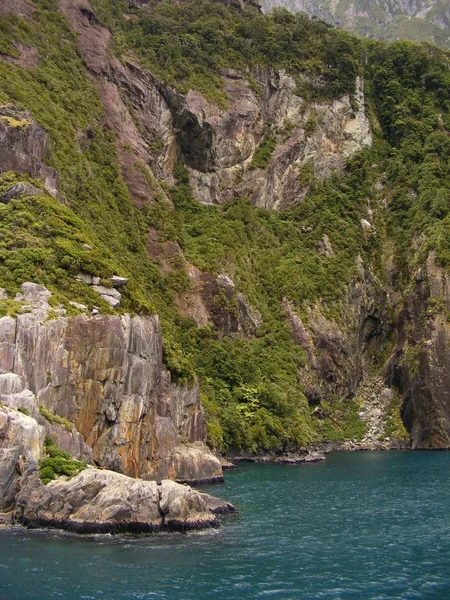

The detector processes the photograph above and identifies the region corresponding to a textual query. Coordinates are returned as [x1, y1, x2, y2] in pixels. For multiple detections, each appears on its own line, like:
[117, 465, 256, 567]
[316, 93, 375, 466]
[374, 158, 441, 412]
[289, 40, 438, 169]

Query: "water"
[1, 452, 450, 600]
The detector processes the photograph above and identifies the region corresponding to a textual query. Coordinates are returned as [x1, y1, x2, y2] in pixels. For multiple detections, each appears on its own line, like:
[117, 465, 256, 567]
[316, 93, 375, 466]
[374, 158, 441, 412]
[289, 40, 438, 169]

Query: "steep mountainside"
[260, 0, 450, 49]
[1, 0, 450, 500]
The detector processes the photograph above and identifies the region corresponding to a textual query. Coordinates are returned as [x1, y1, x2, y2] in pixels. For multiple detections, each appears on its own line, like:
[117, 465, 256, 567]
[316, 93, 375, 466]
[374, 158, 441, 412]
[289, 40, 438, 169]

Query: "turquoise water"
[1, 452, 450, 600]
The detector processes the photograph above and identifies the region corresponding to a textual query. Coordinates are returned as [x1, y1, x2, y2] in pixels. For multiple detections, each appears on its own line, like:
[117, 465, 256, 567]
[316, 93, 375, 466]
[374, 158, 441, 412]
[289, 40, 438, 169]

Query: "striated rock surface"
[0, 106, 59, 197]
[14, 468, 228, 534]
[171, 72, 372, 209]
[0, 406, 44, 511]
[58, 0, 372, 211]
[0, 283, 222, 483]
[388, 252, 450, 449]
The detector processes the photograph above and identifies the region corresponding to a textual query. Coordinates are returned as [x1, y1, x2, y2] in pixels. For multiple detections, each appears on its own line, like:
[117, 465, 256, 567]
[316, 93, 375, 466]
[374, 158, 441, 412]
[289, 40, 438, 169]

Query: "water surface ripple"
[1, 452, 450, 599]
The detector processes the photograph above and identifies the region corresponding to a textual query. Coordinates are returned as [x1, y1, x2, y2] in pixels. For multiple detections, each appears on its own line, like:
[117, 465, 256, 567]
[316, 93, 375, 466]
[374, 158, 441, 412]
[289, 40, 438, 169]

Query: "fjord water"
[1, 452, 450, 600]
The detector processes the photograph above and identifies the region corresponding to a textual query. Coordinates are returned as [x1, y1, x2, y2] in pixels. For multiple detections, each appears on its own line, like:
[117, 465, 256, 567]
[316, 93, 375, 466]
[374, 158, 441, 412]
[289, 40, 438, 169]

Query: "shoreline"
[222, 439, 413, 468]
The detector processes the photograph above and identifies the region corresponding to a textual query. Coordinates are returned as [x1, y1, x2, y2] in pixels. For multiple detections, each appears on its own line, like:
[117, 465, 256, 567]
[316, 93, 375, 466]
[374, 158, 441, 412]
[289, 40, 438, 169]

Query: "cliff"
[1, 0, 450, 496]
[0, 282, 221, 483]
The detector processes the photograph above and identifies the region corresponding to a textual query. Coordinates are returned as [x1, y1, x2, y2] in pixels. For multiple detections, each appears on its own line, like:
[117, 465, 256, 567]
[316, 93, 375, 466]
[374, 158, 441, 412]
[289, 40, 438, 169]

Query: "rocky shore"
[0, 283, 234, 534]
[13, 468, 234, 534]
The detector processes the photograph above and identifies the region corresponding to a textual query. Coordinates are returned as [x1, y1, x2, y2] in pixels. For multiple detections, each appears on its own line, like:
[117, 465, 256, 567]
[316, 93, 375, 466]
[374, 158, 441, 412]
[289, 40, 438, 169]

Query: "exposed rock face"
[14, 468, 228, 533]
[0, 182, 44, 204]
[0, 406, 44, 511]
[0, 42, 39, 69]
[0, 107, 59, 197]
[0, 335, 233, 534]
[58, 0, 372, 211]
[58, 0, 173, 205]
[0, 0, 34, 20]
[173, 72, 372, 209]
[147, 228, 262, 337]
[0, 283, 222, 483]
[388, 253, 450, 448]
[283, 262, 391, 405]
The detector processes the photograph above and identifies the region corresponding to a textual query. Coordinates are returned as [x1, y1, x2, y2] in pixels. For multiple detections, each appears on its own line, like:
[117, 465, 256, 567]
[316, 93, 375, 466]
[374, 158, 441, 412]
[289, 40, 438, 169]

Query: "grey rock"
[0, 405, 44, 511]
[91, 285, 121, 300]
[75, 272, 95, 285]
[0, 317, 16, 374]
[0, 107, 59, 197]
[1, 291, 222, 483]
[14, 468, 223, 533]
[0, 373, 25, 395]
[199, 492, 236, 514]
[0, 447, 21, 511]
[317, 234, 335, 257]
[91, 285, 121, 307]
[0, 182, 44, 204]
[69, 301, 87, 311]
[110, 275, 129, 287]
[0, 389, 39, 420]
[41, 421, 93, 464]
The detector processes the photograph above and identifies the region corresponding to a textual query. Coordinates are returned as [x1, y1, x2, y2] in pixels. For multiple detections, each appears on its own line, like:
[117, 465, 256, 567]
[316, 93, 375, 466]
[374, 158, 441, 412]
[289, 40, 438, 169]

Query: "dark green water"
[1, 452, 450, 600]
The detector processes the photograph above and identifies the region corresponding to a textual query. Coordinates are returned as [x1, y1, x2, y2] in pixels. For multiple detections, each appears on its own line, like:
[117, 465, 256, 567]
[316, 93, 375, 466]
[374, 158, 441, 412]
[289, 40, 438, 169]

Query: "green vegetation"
[1, 0, 450, 453]
[313, 398, 368, 442]
[250, 134, 277, 169]
[143, 150, 378, 450]
[384, 393, 410, 442]
[368, 41, 450, 277]
[39, 437, 87, 484]
[91, 0, 360, 105]
[39, 406, 74, 432]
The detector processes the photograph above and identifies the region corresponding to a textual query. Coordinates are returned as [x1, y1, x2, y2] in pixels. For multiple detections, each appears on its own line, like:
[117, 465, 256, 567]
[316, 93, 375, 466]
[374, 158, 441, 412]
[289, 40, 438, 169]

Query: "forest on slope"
[1, 0, 450, 453]
[259, 0, 450, 50]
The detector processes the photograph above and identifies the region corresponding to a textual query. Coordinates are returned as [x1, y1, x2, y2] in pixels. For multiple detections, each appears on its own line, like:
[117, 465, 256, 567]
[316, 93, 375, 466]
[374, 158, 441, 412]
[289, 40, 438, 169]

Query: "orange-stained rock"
[1, 283, 222, 483]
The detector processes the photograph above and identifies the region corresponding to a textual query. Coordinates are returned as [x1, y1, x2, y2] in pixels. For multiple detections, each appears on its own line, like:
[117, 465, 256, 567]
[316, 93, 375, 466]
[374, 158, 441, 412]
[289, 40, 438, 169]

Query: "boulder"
[91, 285, 121, 307]
[110, 275, 128, 287]
[199, 491, 236, 515]
[14, 468, 225, 533]
[0, 182, 44, 204]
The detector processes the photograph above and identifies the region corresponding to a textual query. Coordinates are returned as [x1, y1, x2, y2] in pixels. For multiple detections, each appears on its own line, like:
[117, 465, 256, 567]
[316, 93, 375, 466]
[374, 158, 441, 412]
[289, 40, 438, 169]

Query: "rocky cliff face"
[0, 283, 222, 484]
[1, 0, 450, 462]
[0, 106, 59, 198]
[58, 0, 372, 211]
[387, 253, 450, 449]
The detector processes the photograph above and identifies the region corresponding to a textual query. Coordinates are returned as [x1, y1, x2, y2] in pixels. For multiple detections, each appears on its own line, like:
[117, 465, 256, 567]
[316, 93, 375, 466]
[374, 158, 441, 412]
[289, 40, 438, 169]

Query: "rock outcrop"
[388, 252, 450, 448]
[0, 406, 44, 511]
[283, 260, 391, 405]
[58, 0, 372, 211]
[0, 283, 222, 483]
[0, 282, 234, 534]
[0, 106, 59, 197]
[14, 468, 233, 534]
